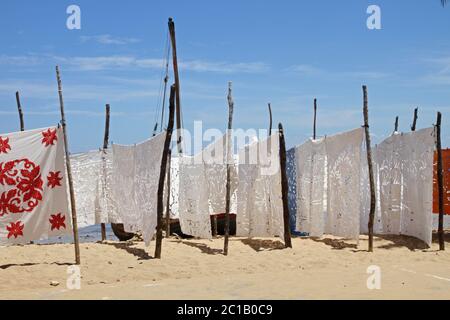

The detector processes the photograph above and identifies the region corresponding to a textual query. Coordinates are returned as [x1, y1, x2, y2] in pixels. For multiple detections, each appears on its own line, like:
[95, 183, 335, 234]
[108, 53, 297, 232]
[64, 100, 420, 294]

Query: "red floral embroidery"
[6, 221, 24, 239]
[49, 213, 66, 231]
[16, 164, 43, 203]
[41, 129, 57, 147]
[0, 159, 43, 216]
[0, 137, 11, 154]
[47, 171, 62, 188]
[0, 190, 21, 214]
[0, 161, 17, 186]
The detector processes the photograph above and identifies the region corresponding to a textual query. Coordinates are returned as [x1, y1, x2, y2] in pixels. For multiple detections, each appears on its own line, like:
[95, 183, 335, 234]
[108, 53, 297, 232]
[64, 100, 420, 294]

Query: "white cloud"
[0, 55, 42, 66]
[289, 64, 390, 79]
[0, 53, 269, 74]
[80, 34, 141, 45]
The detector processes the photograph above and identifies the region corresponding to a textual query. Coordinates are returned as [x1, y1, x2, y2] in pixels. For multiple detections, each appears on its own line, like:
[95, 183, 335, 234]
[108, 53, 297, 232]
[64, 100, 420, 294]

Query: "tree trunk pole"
[313, 98, 317, 140]
[165, 149, 172, 238]
[268, 103, 273, 137]
[411, 107, 418, 131]
[155, 85, 176, 259]
[279, 123, 292, 248]
[100, 104, 111, 242]
[394, 116, 399, 132]
[223, 82, 234, 256]
[56, 66, 81, 265]
[15, 91, 25, 132]
[436, 112, 445, 250]
[168, 18, 183, 154]
[363, 85, 376, 253]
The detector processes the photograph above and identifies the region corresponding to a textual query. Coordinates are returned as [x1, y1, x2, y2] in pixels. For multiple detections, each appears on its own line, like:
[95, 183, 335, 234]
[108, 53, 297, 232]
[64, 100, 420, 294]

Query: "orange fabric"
[433, 149, 450, 215]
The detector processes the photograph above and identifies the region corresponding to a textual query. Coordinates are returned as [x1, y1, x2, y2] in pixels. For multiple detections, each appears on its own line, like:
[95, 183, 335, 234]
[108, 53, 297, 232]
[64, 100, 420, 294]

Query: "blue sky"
[0, 0, 449, 152]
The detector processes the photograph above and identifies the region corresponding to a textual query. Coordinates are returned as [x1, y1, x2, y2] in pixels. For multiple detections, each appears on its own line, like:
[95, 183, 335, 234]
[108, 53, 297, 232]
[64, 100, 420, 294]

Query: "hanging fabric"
[202, 134, 238, 214]
[0, 127, 71, 245]
[95, 149, 121, 225]
[295, 137, 327, 237]
[112, 132, 167, 245]
[375, 127, 435, 246]
[376, 133, 403, 235]
[325, 128, 364, 240]
[399, 128, 435, 245]
[236, 134, 284, 240]
[294, 128, 364, 240]
[71, 150, 103, 228]
[178, 155, 211, 239]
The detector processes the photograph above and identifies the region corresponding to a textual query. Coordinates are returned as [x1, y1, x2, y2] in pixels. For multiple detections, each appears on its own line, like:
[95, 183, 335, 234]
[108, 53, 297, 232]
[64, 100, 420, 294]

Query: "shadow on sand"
[106, 242, 153, 260]
[0, 262, 73, 270]
[179, 240, 223, 255]
[238, 238, 286, 252]
[310, 237, 358, 250]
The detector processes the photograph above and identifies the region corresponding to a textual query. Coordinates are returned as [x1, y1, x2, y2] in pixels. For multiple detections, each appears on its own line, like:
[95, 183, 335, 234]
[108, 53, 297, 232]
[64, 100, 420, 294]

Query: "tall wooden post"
[313, 98, 317, 140]
[223, 82, 234, 256]
[168, 18, 183, 154]
[394, 116, 399, 132]
[56, 66, 81, 265]
[15, 92, 25, 131]
[436, 112, 445, 250]
[165, 149, 172, 238]
[268, 103, 273, 137]
[100, 104, 111, 241]
[155, 85, 176, 259]
[279, 123, 292, 248]
[363, 85, 376, 253]
[411, 107, 418, 131]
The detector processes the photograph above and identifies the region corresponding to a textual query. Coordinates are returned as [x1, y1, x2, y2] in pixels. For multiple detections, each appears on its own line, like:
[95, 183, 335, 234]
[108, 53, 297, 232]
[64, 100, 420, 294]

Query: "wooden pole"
[223, 81, 234, 256]
[436, 112, 445, 250]
[268, 103, 273, 137]
[411, 107, 418, 131]
[155, 84, 176, 259]
[313, 98, 317, 140]
[394, 116, 399, 132]
[100, 104, 111, 241]
[15, 91, 25, 131]
[56, 66, 81, 265]
[363, 85, 376, 253]
[165, 149, 172, 238]
[279, 123, 292, 248]
[168, 18, 183, 154]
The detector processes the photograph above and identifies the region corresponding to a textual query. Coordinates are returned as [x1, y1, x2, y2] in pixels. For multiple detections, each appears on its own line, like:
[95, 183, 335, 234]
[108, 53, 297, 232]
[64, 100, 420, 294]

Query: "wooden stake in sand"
[363, 85, 376, 253]
[279, 123, 292, 248]
[168, 17, 183, 154]
[223, 82, 234, 256]
[15, 91, 25, 132]
[411, 107, 418, 132]
[436, 112, 445, 251]
[155, 85, 176, 259]
[268, 103, 273, 137]
[394, 116, 399, 132]
[56, 66, 81, 265]
[313, 98, 317, 140]
[165, 149, 172, 238]
[100, 104, 111, 242]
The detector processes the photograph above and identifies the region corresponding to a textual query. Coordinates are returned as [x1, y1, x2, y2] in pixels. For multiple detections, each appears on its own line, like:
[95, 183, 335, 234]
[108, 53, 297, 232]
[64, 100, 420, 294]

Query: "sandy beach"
[1, 234, 449, 300]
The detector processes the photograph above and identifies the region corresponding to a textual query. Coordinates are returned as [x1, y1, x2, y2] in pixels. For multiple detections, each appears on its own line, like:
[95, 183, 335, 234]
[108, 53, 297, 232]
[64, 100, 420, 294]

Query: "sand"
[0, 234, 449, 300]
